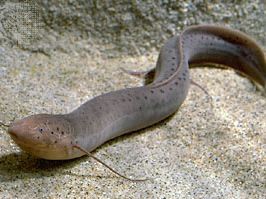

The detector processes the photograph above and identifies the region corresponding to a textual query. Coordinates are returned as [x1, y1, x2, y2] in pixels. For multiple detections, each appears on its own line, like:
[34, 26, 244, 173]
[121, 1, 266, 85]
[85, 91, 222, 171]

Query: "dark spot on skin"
[139, 106, 142, 110]
[39, 128, 43, 133]
[160, 89, 164, 93]
[71, 141, 73, 144]
[37, 136, 39, 139]
[76, 141, 78, 144]
[128, 98, 132, 102]
[150, 90, 154, 94]
[51, 132, 54, 134]
[175, 82, 178, 85]
[172, 57, 175, 60]
[99, 106, 102, 110]
[183, 78, 186, 81]
[178, 77, 182, 81]
[182, 73, 186, 76]
[171, 68, 175, 71]
[57, 127, 59, 131]
[169, 87, 173, 90]
[144, 96, 148, 100]
[61, 131, 64, 135]
[54, 140, 57, 144]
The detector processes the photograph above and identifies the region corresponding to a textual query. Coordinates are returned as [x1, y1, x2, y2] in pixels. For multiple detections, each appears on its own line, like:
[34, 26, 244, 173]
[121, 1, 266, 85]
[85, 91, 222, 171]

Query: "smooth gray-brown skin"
[7, 25, 266, 160]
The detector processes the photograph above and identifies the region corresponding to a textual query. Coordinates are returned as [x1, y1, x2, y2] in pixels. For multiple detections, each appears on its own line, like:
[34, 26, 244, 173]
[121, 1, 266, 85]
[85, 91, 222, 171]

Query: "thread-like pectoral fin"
[73, 145, 150, 182]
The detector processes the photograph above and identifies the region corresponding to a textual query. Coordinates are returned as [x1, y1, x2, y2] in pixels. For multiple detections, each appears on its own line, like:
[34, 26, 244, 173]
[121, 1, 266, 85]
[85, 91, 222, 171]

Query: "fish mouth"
[8, 129, 75, 160]
[9, 134, 69, 160]
[9, 133, 48, 149]
[8, 129, 19, 139]
[7, 125, 19, 139]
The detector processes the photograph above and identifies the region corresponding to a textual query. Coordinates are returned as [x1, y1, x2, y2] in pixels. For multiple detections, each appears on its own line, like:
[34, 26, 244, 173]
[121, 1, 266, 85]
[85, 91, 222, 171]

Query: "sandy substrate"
[0, 48, 265, 198]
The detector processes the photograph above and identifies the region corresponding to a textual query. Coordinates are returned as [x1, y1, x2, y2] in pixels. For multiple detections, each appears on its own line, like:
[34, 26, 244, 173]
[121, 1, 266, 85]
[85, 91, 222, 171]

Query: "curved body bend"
[7, 25, 266, 160]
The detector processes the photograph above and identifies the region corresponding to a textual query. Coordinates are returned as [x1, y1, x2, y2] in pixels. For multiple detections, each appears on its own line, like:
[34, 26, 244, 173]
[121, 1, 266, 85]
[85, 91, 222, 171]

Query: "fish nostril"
[8, 128, 19, 139]
[7, 124, 22, 139]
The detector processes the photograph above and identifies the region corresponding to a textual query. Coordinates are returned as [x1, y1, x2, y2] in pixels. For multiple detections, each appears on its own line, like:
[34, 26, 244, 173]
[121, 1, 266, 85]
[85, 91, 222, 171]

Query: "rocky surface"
[0, 0, 265, 198]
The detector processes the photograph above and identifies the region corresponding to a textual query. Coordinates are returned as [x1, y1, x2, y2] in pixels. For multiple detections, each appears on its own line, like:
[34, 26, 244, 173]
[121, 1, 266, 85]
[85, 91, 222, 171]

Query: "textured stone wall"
[0, 0, 265, 56]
